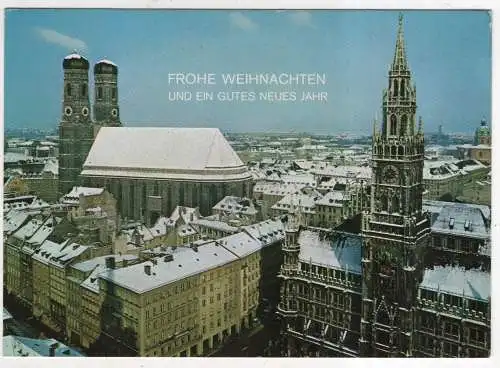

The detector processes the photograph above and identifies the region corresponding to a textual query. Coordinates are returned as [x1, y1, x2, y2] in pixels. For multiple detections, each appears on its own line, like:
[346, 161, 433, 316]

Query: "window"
[444, 322, 459, 337]
[390, 115, 397, 135]
[81, 83, 87, 97]
[112, 87, 117, 99]
[66, 83, 72, 96]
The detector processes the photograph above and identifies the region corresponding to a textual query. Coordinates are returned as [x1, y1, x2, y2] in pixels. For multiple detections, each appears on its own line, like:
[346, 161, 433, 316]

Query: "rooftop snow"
[72, 254, 139, 273]
[218, 232, 262, 258]
[82, 127, 251, 181]
[98, 243, 239, 294]
[242, 219, 285, 247]
[191, 218, 239, 233]
[3, 211, 30, 234]
[64, 53, 84, 60]
[213, 196, 257, 215]
[298, 230, 362, 273]
[430, 204, 489, 239]
[97, 59, 117, 66]
[420, 266, 490, 301]
[64, 186, 104, 199]
[3, 336, 84, 357]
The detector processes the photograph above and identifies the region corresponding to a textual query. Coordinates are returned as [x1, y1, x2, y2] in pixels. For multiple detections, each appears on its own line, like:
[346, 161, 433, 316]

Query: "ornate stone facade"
[360, 14, 431, 357]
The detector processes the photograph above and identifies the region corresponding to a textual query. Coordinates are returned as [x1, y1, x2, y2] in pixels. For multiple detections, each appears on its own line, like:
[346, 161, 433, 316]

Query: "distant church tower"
[58, 53, 95, 196]
[93, 59, 121, 129]
[360, 14, 430, 357]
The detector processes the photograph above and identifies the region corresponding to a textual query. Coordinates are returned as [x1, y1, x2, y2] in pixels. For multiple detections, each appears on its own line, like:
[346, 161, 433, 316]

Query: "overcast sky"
[5, 9, 491, 134]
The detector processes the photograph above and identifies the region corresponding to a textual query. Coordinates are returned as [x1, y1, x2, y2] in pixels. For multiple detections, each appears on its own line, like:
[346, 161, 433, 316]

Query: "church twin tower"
[58, 53, 121, 196]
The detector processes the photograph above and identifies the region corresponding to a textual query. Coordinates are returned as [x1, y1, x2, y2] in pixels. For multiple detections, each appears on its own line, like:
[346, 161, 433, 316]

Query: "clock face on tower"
[382, 165, 399, 184]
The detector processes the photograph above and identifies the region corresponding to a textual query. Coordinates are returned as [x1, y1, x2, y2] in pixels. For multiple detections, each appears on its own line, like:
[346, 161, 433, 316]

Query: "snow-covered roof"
[4, 152, 31, 163]
[64, 53, 85, 60]
[311, 165, 371, 180]
[420, 266, 490, 301]
[12, 218, 44, 241]
[213, 196, 257, 216]
[315, 190, 349, 207]
[82, 127, 251, 182]
[26, 217, 56, 245]
[169, 206, 200, 225]
[217, 232, 262, 258]
[3, 336, 84, 357]
[298, 230, 362, 274]
[97, 59, 117, 66]
[3, 211, 30, 234]
[32, 240, 88, 268]
[98, 243, 239, 294]
[72, 254, 138, 273]
[429, 203, 490, 239]
[272, 192, 320, 213]
[242, 219, 285, 247]
[150, 216, 174, 237]
[43, 159, 58, 175]
[3, 308, 13, 321]
[190, 218, 239, 234]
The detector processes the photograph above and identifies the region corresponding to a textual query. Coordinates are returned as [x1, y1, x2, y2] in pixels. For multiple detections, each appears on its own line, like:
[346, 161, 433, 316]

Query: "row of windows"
[299, 263, 361, 284]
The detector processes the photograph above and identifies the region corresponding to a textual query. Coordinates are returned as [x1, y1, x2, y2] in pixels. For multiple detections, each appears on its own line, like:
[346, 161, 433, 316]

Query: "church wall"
[83, 176, 251, 224]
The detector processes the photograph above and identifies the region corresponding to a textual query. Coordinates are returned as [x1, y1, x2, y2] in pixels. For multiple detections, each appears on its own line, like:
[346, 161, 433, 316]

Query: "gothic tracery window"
[400, 115, 408, 136]
[390, 115, 397, 135]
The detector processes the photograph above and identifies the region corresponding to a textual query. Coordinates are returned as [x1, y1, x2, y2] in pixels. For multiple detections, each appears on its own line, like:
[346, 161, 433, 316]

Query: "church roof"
[82, 127, 251, 182]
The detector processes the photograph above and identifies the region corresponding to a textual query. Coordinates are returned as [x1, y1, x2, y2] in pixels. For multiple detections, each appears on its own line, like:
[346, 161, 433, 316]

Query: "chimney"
[449, 218, 455, 229]
[105, 256, 115, 269]
[49, 342, 59, 357]
[144, 264, 151, 275]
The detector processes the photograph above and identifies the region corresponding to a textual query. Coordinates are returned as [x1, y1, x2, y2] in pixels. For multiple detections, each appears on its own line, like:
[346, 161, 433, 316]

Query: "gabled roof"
[82, 127, 251, 181]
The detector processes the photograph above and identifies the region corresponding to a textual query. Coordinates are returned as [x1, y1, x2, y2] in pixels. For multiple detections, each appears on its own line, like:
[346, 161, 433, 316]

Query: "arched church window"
[391, 146, 396, 157]
[112, 87, 117, 99]
[380, 193, 388, 212]
[81, 83, 87, 97]
[400, 79, 406, 98]
[192, 185, 198, 206]
[179, 184, 185, 206]
[391, 195, 399, 213]
[393, 79, 399, 98]
[390, 115, 397, 135]
[153, 181, 159, 196]
[400, 115, 408, 136]
[210, 184, 217, 205]
[97, 86, 103, 99]
[66, 83, 72, 97]
[398, 146, 404, 156]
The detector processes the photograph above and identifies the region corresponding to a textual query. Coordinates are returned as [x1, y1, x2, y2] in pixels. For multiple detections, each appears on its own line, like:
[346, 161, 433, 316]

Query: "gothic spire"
[391, 13, 408, 72]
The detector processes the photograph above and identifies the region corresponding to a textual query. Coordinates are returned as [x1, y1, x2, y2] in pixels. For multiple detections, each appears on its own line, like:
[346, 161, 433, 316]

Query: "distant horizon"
[4, 123, 476, 138]
[5, 10, 491, 134]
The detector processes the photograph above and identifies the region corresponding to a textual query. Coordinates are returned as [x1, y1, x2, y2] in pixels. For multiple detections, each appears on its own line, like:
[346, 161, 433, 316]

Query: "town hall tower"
[360, 14, 431, 357]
